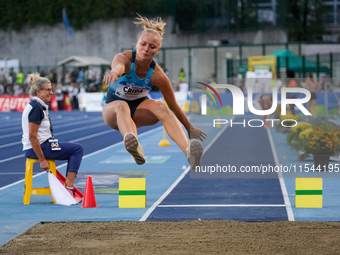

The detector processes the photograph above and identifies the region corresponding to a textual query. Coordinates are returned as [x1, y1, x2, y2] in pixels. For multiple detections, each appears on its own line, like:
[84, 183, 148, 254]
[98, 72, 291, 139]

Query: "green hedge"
[0, 0, 166, 31]
[0, 0, 326, 39]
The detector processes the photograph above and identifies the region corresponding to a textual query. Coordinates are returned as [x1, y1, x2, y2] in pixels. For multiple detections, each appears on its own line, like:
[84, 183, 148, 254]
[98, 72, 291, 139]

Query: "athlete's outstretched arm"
[103, 51, 132, 85]
[154, 68, 207, 141]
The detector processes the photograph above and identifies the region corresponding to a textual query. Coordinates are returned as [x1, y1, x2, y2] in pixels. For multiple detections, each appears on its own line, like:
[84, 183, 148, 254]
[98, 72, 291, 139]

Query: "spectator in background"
[88, 68, 100, 92]
[209, 73, 216, 87]
[253, 79, 264, 93]
[320, 75, 331, 92]
[13, 83, 23, 96]
[58, 70, 63, 85]
[64, 70, 71, 86]
[104, 66, 111, 76]
[16, 69, 24, 86]
[178, 68, 185, 82]
[56, 88, 64, 111]
[304, 73, 321, 116]
[49, 69, 58, 92]
[77, 67, 85, 85]
[40, 70, 46, 78]
[89, 67, 98, 84]
[9, 68, 16, 85]
[286, 69, 299, 115]
[79, 83, 86, 93]
[171, 80, 179, 91]
[70, 67, 78, 85]
[159, 63, 169, 77]
[5, 73, 13, 95]
[274, 75, 283, 90]
[0, 68, 5, 85]
[21, 71, 31, 95]
[5, 86, 12, 95]
[71, 83, 79, 110]
[237, 81, 246, 92]
[273, 74, 283, 119]
[0, 68, 5, 95]
[68, 85, 74, 107]
[258, 93, 273, 128]
[178, 79, 188, 94]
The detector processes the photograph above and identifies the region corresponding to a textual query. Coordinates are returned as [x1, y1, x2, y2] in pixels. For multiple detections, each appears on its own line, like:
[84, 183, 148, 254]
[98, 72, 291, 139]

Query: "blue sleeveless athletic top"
[106, 52, 156, 103]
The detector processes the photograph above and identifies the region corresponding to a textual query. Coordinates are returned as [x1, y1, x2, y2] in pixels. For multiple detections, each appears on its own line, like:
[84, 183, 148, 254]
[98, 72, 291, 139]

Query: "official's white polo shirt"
[21, 97, 52, 150]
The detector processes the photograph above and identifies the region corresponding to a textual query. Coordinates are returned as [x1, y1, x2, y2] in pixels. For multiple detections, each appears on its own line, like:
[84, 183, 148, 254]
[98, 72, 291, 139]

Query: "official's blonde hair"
[134, 14, 166, 46]
[27, 73, 50, 96]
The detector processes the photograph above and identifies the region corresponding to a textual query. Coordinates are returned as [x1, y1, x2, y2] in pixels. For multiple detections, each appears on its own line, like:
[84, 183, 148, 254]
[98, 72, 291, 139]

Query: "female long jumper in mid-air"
[102, 14, 207, 169]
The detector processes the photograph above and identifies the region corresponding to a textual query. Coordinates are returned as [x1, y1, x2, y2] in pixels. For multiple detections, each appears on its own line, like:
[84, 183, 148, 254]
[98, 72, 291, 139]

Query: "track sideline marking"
[0, 171, 46, 191]
[0, 120, 105, 139]
[139, 119, 233, 221]
[0, 116, 101, 133]
[0, 173, 25, 175]
[158, 204, 285, 207]
[267, 128, 295, 221]
[0, 129, 116, 163]
[0, 126, 163, 191]
[0, 154, 25, 163]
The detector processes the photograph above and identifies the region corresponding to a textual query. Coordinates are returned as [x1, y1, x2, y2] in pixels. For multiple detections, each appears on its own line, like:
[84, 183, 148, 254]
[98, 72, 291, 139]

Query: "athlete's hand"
[190, 126, 207, 141]
[103, 71, 119, 85]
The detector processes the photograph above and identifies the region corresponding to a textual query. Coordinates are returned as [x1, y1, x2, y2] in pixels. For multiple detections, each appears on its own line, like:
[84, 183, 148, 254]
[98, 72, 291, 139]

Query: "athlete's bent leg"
[102, 101, 145, 164]
[133, 100, 189, 153]
[102, 101, 137, 136]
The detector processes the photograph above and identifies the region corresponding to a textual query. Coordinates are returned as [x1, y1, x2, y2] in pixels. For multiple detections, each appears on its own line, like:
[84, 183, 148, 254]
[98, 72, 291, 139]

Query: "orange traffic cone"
[50, 95, 58, 111]
[80, 176, 98, 208]
[63, 94, 72, 111]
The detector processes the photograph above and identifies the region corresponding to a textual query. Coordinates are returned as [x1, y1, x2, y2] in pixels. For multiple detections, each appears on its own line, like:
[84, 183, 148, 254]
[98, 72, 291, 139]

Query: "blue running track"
[1, 112, 340, 246]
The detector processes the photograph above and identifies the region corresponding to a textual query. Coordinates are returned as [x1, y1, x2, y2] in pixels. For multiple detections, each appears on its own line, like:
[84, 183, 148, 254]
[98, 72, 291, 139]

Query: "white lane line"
[0, 128, 114, 161]
[0, 171, 46, 191]
[0, 173, 25, 175]
[0, 141, 21, 149]
[139, 166, 191, 221]
[0, 120, 104, 139]
[202, 117, 233, 154]
[69, 129, 113, 142]
[267, 128, 295, 221]
[0, 116, 102, 133]
[0, 126, 163, 191]
[0, 154, 25, 163]
[158, 204, 286, 207]
[0, 123, 108, 149]
[139, 119, 233, 222]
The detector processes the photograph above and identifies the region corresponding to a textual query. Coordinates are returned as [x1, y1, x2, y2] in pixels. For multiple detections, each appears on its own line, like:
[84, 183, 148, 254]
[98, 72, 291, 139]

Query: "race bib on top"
[115, 83, 150, 100]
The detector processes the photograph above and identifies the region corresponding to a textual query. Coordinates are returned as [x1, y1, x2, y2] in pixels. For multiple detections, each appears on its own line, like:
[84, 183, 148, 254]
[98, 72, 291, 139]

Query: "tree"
[285, 0, 325, 41]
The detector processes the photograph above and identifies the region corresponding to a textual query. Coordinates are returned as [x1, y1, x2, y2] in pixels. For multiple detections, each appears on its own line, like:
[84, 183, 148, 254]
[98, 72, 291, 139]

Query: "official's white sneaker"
[186, 139, 203, 170]
[124, 132, 146, 165]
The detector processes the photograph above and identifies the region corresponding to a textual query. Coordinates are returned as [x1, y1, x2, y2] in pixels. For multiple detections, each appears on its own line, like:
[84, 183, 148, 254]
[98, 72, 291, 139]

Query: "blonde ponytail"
[134, 14, 166, 42]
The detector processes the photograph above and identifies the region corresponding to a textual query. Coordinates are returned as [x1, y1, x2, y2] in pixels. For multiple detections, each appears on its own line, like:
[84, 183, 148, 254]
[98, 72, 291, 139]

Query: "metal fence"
[2, 42, 340, 96]
[147, 43, 340, 89]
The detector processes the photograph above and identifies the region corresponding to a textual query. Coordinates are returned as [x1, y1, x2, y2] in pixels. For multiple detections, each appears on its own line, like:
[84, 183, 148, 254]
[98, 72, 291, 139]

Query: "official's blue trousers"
[24, 140, 83, 175]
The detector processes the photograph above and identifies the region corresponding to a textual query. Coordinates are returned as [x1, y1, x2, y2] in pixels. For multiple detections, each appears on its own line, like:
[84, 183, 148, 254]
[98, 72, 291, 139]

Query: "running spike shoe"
[124, 132, 146, 165]
[186, 139, 203, 170]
